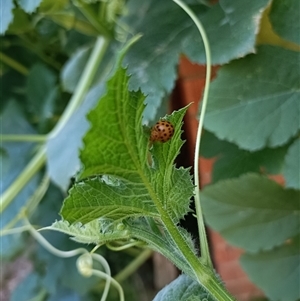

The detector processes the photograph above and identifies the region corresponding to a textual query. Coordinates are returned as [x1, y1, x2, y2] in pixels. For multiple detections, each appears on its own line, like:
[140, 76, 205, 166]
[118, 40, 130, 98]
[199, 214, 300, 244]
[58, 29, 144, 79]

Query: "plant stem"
[173, 0, 213, 268]
[204, 274, 237, 301]
[0, 51, 29, 75]
[159, 212, 236, 301]
[113, 249, 153, 283]
[169, 2, 236, 300]
[1, 135, 47, 142]
[2, 175, 50, 230]
[49, 36, 110, 139]
[0, 146, 46, 213]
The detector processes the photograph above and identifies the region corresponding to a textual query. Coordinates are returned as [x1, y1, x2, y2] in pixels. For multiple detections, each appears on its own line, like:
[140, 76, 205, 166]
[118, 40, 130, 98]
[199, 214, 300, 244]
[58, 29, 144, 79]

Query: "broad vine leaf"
[202, 173, 300, 252]
[27, 64, 56, 108]
[183, 0, 270, 63]
[1, 70, 26, 111]
[62, 30, 95, 56]
[61, 46, 93, 93]
[204, 45, 300, 151]
[283, 138, 300, 190]
[240, 237, 300, 301]
[61, 64, 194, 226]
[16, 0, 43, 13]
[153, 274, 215, 301]
[269, 0, 300, 45]
[7, 8, 32, 35]
[256, 5, 300, 51]
[27, 63, 58, 133]
[200, 130, 289, 183]
[46, 85, 104, 191]
[0, 0, 14, 34]
[122, 0, 269, 121]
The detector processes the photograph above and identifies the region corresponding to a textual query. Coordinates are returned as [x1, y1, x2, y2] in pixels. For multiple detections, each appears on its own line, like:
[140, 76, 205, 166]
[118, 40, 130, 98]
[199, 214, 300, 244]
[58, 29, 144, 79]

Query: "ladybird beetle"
[150, 120, 174, 143]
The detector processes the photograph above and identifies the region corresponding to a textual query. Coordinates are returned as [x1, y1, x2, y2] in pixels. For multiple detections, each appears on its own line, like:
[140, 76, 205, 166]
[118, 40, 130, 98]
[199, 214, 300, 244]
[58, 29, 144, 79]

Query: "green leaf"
[283, 138, 300, 190]
[183, 0, 270, 63]
[61, 65, 193, 226]
[122, 0, 269, 121]
[31, 183, 64, 228]
[62, 177, 161, 223]
[200, 131, 289, 183]
[27, 63, 58, 133]
[202, 173, 300, 252]
[35, 18, 60, 39]
[44, 219, 132, 245]
[0, 71, 26, 111]
[269, 0, 300, 45]
[59, 63, 197, 282]
[204, 45, 300, 151]
[0, 0, 15, 34]
[61, 46, 92, 93]
[7, 8, 32, 34]
[62, 30, 95, 56]
[240, 237, 300, 301]
[16, 0, 43, 13]
[27, 64, 57, 111]
[153, 274, 215, 301]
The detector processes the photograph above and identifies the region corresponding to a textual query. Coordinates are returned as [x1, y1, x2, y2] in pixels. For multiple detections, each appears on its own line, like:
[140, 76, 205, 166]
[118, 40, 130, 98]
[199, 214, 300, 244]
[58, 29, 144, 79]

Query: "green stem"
[0, 37, 110, 212]
[1, 135, 47, 142]
[205, 275, 237, 301]
[0, 146, 46, 213]
[173, 0, 212, 268]
[160, 212, 206, 275]
[169, 2, 236, 300]
[114, 249, 153, 283]
[2, 175, 50, 231]
[26, 174, 50, 217]
[0, 51, 29, 75]
[160, 215, 235, 301]
[99, 1, 107, 21]
[49, 36, 110, 139]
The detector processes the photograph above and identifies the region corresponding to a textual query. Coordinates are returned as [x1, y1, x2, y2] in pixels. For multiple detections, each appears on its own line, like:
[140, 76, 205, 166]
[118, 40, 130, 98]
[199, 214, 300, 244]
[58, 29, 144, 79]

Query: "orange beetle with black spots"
[150, 120, 174, 143]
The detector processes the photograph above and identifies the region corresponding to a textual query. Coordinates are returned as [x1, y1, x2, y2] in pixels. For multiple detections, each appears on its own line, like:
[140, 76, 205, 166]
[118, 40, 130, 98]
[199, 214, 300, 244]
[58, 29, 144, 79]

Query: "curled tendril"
[77, 253, 94, 277]
[0, 218, 124, 301]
